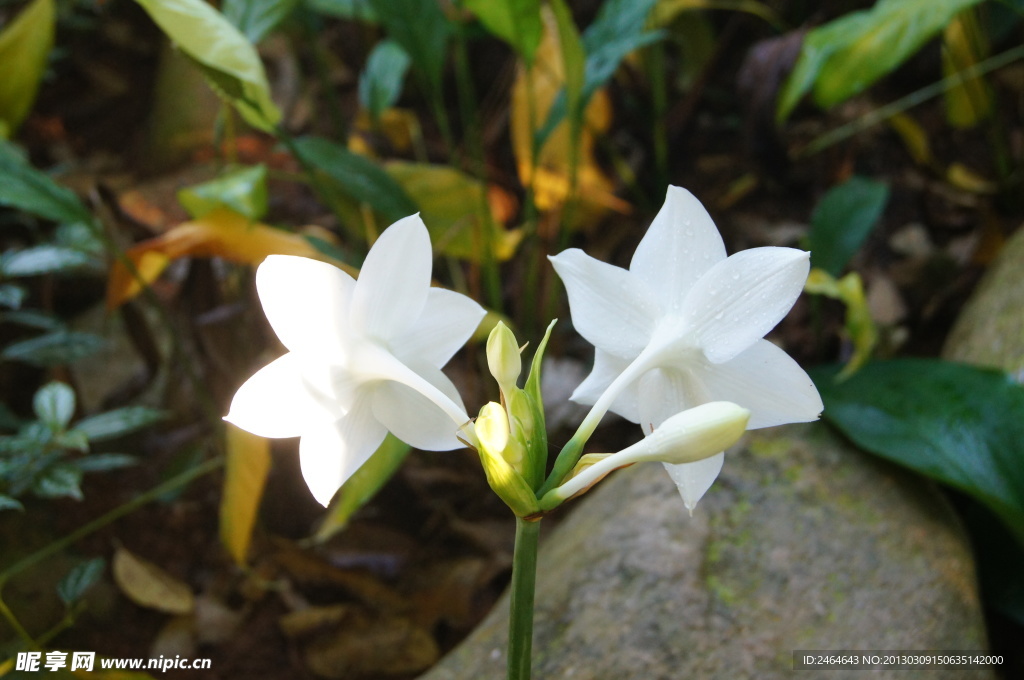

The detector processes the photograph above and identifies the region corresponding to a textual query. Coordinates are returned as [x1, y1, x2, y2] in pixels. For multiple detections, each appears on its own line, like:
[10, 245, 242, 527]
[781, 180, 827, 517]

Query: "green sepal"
[521, 320, 555, 489]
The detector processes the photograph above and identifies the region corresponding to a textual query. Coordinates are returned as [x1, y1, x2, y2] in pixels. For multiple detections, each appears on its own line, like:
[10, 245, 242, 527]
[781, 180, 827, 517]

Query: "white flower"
[225, 215, 485, 506]
[549, 186, 823, 510]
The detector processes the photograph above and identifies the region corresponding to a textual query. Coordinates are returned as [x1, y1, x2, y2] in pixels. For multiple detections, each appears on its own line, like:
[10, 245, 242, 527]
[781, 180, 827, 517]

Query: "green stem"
[507, 517, 541, 680]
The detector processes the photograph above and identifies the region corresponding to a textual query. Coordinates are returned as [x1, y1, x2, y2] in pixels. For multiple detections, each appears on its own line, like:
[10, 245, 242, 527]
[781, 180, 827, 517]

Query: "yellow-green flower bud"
[487, 321, 522, 397]
[475, 402, 540, 517]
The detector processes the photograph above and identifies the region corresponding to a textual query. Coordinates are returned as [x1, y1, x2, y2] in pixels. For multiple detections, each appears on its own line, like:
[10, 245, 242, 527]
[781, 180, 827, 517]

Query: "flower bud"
[487, 321, 522, 397]
[539, 401, 749, 510]
[475, 402, 540, 517]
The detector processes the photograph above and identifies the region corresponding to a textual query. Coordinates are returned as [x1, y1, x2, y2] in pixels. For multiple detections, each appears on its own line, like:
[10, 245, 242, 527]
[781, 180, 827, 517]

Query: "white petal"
[570, 349, 640, 423]
[548, 249, 659, 359]
[257, 256, 355, 359]
[636, 366, 711, 431]
[682, 247, 810, 364]
[225, 354, 341, 438]
[371, 362, 467, 450]
[390, 288, 485, 367]
[694, 339, 823, 429]
[663, 454, 724, 513]
[351, 214, 432, 341]
[630, 186, 726, 314]
[299, 398, 387, 506]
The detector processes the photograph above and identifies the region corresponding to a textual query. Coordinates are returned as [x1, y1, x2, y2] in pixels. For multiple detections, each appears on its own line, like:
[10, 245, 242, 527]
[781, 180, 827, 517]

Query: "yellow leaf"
[386, 162, 524, 262]
[220, 423, 271, 565]
[942, 9, 992, 129]
[0, 0, 55, 133]
[106, 208, 349, 308]
[946, 162, 998, 195]
[112, 546, 195, 615]
[510, 8, 628, 223]
[805, 268, 877, 380]
[887, 112, 933, 167]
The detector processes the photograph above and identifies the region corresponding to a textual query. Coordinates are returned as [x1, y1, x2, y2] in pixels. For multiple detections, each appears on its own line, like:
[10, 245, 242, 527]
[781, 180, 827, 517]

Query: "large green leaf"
[812, 359, 1024, 545]
[0, 142, 93, 225]
[293, 136, 418, 225]
[222, 0, 299, 43]
[463, 0, 542, 65]
[367, 0, 450, 95]
[177, 164, 269, 220]
[133, 0, 281, 131]
[358, 40, 411, 121]
[538, 0, 660, 147]
[806, 176, 889, 277]
[777, 0, 984, 121]
[385, 161, 523, 262]
[0, 0, 54, 134]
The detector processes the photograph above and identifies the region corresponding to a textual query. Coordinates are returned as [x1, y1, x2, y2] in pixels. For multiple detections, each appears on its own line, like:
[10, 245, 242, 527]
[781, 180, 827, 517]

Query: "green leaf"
[0, 494, 24, 512]
[812, 359, 1024, 545]
[358, 40, 411, 121]
[33, 381, 76, 431]
[72, 453, 137, 472]
[463, 0, 542, 64]
[368, 0, 450, 94]
[0, 402, 21, 430]
[0, 0, 55, 133]
[385, 161, 523, 262]
[522, 319, 555, 490]
[538, 0, 659, 148]
[33, 463, 84, 500]
[306, 0, 377, 22]
[222, 0, 299, 43]
[0, 245, 95, 277]
[313, 433, 410, 542]
[0, 309, 62, 330]
[806, 176, 889, 277]
[0, 284, 26, 309]
[75, 407, 166, 443]
[177, 164, 269, 220]
[549, 0, 585, 133]
[133, 0, 281, 131]
[292, 136, 418, 225]
[57, 557, 105, 606]
[0, 141, 94, 225]
[220, 424, 271, 564]
[777, 0, 985, 121]
[1, 330, 106, 366]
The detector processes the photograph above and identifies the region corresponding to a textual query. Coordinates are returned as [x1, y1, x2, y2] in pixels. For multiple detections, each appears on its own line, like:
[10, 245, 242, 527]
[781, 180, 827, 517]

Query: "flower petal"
[663, 454, 724, 513]
[548, 249, 659, 359]
[636, 365, 712, 430]
[682, 246, 810, 364]
[371, 362, 468, 450]
[570, 349, 640, 423]
[299, 398, 387, 506]
[694, 339, 823, 429]
[630, 186, 726, 314]
[256, 256, 355, 358]
[351, 214, 432, 342]
[390, 287, 485, 367]
[225, 353, 341, 438]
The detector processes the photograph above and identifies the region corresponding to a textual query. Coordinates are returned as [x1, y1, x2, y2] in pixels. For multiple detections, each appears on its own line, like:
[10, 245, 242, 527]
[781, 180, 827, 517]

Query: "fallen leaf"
[220, 423, 271, 565]
[112, 546, 195, 615]
[106, 208, 347, 308]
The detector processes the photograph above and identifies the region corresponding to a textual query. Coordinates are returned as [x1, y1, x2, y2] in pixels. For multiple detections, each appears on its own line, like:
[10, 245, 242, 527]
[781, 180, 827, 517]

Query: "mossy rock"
[421, 423, 990, 680]
[944, 225, 1024, 381]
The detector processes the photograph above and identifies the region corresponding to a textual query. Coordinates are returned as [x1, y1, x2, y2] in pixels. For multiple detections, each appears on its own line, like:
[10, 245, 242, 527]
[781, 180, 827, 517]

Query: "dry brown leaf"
[112, 546, 194, 615]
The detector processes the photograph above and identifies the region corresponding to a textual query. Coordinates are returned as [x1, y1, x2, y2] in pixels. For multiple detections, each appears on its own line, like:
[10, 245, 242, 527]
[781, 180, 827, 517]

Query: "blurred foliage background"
[1, 0, 1023, 677]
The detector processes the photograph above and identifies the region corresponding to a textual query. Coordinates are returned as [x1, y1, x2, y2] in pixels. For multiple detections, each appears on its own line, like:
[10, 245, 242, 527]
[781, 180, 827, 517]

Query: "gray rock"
[421, 424, 991, 680]
[944, 225, 1024, 381]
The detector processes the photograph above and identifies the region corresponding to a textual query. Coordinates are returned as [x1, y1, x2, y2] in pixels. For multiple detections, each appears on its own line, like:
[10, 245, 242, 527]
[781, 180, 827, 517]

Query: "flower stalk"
[507, 516, 541, 680]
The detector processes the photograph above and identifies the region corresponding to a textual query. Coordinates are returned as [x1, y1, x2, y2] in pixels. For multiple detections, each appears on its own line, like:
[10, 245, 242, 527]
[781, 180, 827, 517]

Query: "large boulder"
[421, 423, 991, 680]
[944, 225, 1024, 380]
